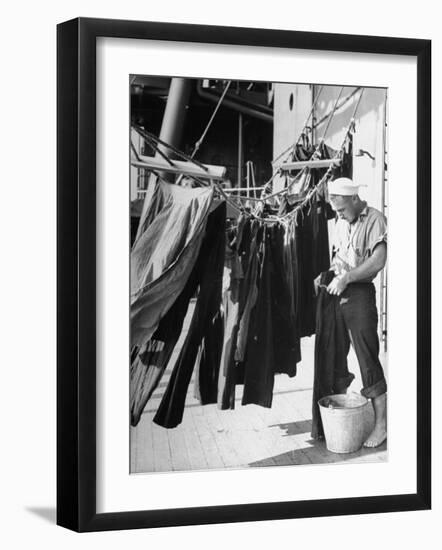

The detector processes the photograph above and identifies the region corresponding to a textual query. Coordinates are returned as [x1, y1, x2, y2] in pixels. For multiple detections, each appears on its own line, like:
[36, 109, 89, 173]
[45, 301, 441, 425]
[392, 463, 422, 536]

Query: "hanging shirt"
[331, 203, 387, 281]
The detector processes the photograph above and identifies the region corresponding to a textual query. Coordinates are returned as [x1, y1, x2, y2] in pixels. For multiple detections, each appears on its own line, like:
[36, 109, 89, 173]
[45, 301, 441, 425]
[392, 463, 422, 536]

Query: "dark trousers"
[153, 202, 226, 429]
[338, 283, 387, 399]
[312, 274, 387, 438]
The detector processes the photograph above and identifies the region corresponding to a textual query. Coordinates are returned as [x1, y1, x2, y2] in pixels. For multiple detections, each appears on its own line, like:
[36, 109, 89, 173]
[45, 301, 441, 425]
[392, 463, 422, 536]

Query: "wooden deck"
[131, 328, 387, 474]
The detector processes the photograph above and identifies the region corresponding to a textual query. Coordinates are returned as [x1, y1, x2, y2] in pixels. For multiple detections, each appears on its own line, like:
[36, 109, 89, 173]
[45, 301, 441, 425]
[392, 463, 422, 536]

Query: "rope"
[133, 87, 364, 225]
[176, 80, 231, 186]
[278, 87, 365, 225]
[133, 126, 178, 168]
[312, 87, 361, 131]
[256, 86, 324, 203]
[130, 139, 141, 162]
[258, 87, 344, 211]
[133, 124, 209, 173]
[192, 80, 231, 158]
[259, 86, 341, 205]
[272, 85, 324, 166]
[317, 86, 344, 147]
[172, 168, 256, 218]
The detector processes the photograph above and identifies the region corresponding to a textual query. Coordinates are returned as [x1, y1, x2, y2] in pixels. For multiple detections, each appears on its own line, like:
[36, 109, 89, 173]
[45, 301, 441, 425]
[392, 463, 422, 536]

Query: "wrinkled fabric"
[216, 287, 240, 410]
[242, 223, 300, 408]
[311, 271, 355, 439]
[279, 135, 353, 337]
[242, 226, 275, 407]
[339, 283, 387, 399]
[193, 310, 224, 405]
[130, 243, 203, 426]
[297, 196, 333, 337]
[279, 194, 332, 338]
[311, 271, 387, 439]
[235, 219, 260, 363]
[270, 223, 301, 371]
[216, 225, 244, 410]
[332, 204, 387, 281]
[153, 202, 226, 428]
[130, 181, 214, 349]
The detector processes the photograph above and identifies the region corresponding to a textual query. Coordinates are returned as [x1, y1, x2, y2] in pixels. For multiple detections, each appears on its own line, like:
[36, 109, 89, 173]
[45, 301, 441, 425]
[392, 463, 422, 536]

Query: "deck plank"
[131, 338, 388, 473]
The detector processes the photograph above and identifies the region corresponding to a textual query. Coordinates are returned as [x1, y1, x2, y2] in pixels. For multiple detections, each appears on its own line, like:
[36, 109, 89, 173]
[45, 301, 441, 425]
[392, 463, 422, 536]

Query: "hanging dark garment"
[331, 130, 353, 179]
[311, 269, 387, 439]
[216, 286, 240, 410]
[279, 134, 353, 338]
[153, 202, 226, 428]
[311, 271, 356, 439]
[283, 222, 297, 317]
[270, 223, 301, 372]
[193, 309, 224, 405]
[130, 181, 214, 349]
[235, 218, 260, 364]
[130, 253, 201, 426]
[241, 226, 275, 407]
[216, 220, 246, 410]
[242, 223, 300, 408]
[216, 216, 264, 410]
[130, 184, 214, 426]
[291, 194, 332, 338]
[193, 199, 231, 406]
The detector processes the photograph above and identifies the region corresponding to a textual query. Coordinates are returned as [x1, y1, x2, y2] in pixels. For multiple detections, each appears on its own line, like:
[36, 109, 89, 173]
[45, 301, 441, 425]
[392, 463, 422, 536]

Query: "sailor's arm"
[327, 243, 387, 295]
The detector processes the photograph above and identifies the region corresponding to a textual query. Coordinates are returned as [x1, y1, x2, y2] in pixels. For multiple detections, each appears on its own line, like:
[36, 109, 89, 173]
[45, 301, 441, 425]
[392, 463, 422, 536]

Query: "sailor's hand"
[327, 273, 349, 296]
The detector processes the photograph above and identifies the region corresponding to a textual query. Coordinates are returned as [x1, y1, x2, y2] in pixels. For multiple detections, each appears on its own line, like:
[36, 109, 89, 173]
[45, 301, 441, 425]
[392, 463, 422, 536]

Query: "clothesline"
[271, 85, 324, 166]
[130, 153, 332, 427]
[176, 80, 232, 186]
[132, 85, 329, 199]
[243, 87, 364, 226]
[277, 88, 364, 225]
[256, 86, 347, 208]
[130, 86, 370, 430]
[132, 87, 364, 225]
[312, 86, 362, 130]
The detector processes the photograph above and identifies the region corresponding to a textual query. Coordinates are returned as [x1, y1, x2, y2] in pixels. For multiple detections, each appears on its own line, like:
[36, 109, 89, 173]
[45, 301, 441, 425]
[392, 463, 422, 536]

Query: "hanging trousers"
[242, 224, 300, 408]
[153, 202, 226, 428]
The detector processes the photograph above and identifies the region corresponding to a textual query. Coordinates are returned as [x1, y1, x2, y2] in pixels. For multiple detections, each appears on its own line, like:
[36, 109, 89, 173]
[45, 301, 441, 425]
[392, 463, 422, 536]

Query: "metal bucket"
[318, 393, 369, 453]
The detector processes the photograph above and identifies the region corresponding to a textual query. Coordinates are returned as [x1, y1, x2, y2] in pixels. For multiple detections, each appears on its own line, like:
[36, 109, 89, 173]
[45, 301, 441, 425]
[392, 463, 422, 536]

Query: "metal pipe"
[138, 78, 192, 229]
[381, 89, 388, 352]
[275, 158, 342, 171]
[224, 186, 264, 192]
[131, 156, 226, 180]
[238, 112, 243, 187]
[196, 80, 273, 123]
[154, 78, 192, 176]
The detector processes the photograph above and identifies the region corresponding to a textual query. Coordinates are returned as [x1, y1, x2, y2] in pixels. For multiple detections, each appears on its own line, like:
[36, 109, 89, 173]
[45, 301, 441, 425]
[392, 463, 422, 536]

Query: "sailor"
[324, 177, 388, 448]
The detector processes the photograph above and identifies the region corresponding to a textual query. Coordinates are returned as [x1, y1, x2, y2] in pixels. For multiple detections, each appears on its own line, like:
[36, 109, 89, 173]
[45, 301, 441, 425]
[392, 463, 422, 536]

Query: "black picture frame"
[57, 17, 431, 532]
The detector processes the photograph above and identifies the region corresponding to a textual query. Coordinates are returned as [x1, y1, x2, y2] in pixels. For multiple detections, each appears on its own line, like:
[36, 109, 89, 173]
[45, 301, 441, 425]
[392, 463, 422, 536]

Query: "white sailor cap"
[328, 177, 359, 196]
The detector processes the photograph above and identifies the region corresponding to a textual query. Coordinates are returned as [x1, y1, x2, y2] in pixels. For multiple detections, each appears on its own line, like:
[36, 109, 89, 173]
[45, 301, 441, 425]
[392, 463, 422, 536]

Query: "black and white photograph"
[129, 77, 389, 474]
[0, 0, 436, 542]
